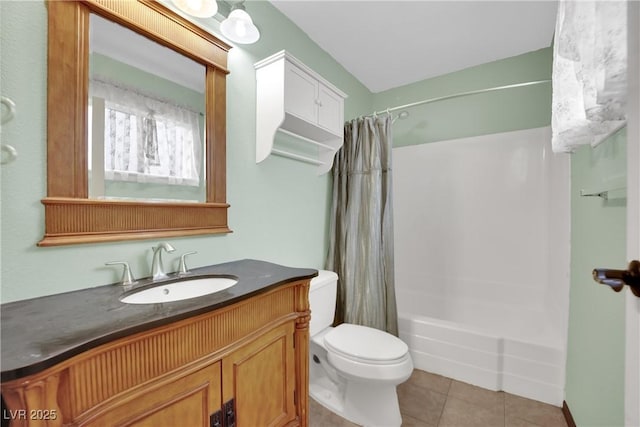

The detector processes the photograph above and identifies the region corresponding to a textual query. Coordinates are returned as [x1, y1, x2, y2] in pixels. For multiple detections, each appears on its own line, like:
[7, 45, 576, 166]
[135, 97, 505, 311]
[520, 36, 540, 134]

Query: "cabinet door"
[223, 322, 297, 427]
[81, 362, 222, 427]
[284, 62, 318, 124]
[317, 84, 344, 135]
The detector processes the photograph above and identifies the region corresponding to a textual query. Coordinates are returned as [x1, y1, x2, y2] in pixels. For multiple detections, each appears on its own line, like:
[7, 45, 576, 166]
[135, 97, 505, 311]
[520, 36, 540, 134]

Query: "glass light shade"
[172, 0, 218, 18]
[220, 8, 260, 44]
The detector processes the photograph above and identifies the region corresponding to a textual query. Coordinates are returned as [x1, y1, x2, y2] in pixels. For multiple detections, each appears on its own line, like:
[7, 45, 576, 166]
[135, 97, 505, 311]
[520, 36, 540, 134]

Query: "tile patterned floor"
[310, 369, 568, 427]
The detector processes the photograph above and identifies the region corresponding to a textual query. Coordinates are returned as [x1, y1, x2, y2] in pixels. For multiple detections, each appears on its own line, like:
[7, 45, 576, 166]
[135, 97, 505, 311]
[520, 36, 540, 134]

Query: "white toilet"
[309, 270, 413, 427]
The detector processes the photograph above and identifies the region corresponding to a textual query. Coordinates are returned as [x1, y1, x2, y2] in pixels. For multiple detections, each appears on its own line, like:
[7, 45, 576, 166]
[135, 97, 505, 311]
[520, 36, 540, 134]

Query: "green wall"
[0, 1, 371, 303]
[372, 47, 552, 147]
[565, 131, 627, 426]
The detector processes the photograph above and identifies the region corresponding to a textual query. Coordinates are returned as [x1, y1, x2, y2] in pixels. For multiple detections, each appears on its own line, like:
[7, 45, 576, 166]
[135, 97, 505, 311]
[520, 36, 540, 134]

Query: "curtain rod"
[369, 79, 552, 118]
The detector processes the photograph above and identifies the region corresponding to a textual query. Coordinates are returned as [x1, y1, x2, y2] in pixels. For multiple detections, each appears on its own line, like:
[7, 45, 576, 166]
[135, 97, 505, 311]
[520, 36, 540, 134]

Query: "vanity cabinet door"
[81, 362, 222, 427]
[222, 322, 297, 427]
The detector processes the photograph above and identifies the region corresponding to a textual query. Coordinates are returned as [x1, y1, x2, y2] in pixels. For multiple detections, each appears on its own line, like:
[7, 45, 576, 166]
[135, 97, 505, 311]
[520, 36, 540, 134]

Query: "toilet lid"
[324, 324, 408, 363]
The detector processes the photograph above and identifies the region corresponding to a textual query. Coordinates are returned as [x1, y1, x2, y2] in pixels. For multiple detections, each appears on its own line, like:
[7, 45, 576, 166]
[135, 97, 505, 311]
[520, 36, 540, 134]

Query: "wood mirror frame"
[39, 0, 231, 247]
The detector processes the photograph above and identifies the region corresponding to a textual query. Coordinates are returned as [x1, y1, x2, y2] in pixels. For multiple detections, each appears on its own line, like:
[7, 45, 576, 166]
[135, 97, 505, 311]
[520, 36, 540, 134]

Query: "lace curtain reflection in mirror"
[88, 13, 206, 202]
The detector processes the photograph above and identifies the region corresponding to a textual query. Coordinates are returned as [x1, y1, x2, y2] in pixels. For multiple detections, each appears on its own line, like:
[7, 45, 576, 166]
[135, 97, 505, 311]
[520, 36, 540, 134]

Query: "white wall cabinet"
[255, 50, 347, 174]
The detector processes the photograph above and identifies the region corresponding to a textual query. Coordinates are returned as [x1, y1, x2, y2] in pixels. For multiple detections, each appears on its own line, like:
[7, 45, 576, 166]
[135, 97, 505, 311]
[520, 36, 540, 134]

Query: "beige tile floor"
[310, 369, 568, 427]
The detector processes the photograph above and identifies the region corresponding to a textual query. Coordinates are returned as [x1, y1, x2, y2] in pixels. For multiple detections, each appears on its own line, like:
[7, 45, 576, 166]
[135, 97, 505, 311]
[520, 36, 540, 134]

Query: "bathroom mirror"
[88, 13, 207, 203]
[40, 0, 231, 246]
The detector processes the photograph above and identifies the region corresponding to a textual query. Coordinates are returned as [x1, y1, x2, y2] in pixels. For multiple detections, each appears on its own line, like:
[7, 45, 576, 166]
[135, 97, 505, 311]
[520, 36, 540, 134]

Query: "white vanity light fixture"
[220, 1, 260, 44]
[171, 0, 218, 18]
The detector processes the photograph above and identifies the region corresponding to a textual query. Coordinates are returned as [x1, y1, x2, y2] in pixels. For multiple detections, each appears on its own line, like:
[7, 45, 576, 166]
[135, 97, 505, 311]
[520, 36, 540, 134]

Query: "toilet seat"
[324, 324, 409, 364]
[323, 324, 413, 382]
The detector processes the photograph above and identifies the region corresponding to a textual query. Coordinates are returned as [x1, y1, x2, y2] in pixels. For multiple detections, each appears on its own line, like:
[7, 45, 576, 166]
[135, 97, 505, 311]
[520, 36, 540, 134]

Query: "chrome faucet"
[151, 242, 176, 280]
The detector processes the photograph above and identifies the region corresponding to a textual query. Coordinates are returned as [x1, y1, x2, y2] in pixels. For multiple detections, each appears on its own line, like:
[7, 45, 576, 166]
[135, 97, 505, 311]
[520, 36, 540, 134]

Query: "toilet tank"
[309, 270, 338, 337]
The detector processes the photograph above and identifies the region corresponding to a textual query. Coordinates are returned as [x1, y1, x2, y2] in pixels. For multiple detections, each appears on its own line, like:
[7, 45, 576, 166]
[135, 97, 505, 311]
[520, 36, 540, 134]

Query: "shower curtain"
[326, 114, 398, 336]
[551, 0, 627, 152]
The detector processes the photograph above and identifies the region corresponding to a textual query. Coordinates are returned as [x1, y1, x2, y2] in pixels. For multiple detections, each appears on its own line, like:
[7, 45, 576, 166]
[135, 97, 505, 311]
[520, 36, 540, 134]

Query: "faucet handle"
[105, 261, 137, 286]
[178, 251, 197, 275]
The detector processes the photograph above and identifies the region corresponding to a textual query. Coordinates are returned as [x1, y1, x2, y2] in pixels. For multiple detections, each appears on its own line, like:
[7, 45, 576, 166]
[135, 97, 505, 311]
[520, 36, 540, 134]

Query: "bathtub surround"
[393, 126, 570, 406]
[327, 115, 398, 335]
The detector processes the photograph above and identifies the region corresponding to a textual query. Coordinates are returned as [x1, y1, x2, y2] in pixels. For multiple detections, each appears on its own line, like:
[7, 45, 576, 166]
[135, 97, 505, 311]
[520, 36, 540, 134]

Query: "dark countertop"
[1, 259, 317, 382]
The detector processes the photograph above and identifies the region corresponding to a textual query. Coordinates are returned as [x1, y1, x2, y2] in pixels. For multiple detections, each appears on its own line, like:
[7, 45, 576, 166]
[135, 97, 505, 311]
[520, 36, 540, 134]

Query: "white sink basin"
[121, 276, 238, 304]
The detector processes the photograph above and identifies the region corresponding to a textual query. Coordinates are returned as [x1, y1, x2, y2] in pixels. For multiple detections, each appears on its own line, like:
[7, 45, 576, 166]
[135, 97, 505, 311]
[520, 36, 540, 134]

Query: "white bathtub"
[393, 127, 570, 407]
[397, 289, 565, 406]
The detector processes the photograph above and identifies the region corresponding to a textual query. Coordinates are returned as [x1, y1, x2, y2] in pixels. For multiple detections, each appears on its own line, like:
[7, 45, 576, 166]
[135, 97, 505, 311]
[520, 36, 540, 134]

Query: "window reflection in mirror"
[88, 14, 206, 203]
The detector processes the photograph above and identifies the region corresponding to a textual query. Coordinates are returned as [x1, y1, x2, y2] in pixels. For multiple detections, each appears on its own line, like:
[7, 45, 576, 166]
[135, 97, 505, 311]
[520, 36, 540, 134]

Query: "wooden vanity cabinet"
[82, 362, 223, 427]
[1, 280, 310, 427]
[223, 322, 297, 427]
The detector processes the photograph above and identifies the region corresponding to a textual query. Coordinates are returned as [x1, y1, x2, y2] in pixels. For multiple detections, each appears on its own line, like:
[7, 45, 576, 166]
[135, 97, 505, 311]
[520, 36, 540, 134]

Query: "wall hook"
[1, 144, 18, 165]
[1, 96, 18, 165]
[1, 96, 16, 124]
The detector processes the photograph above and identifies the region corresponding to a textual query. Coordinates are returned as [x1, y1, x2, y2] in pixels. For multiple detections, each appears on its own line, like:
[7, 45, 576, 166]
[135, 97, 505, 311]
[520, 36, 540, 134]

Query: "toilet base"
[309, 363, 345, 414]
[309, 329, 411, 427]
[310, 379, 403, 427]
[343, 380, 402, 427]
[309, 347, 404, 427]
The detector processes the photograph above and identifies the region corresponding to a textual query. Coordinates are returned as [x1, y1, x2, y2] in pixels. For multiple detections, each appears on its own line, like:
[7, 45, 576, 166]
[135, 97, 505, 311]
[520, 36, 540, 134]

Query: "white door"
[626, 3, 639, 426]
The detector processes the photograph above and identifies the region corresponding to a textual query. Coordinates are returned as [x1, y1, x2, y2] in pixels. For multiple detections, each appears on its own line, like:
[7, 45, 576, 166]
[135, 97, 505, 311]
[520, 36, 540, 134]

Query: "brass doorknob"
[593, 260, 640, 297]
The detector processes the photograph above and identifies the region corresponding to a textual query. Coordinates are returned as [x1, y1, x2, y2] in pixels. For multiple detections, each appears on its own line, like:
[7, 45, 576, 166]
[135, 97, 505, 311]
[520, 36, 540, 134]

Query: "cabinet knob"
[593, 260, 640, 297]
